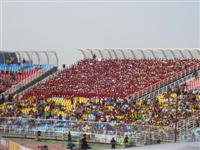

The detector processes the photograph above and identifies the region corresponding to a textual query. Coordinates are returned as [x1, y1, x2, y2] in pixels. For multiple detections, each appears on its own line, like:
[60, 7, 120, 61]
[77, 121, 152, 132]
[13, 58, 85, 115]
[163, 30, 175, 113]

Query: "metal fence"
[177, 116, 200, 142]
[1, 117, 200, 146]
[0, 117, 175, 146]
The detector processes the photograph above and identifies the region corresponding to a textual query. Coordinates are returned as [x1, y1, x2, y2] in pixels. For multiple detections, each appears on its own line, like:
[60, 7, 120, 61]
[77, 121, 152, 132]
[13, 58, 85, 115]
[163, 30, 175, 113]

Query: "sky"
[0, 0, 199, 66]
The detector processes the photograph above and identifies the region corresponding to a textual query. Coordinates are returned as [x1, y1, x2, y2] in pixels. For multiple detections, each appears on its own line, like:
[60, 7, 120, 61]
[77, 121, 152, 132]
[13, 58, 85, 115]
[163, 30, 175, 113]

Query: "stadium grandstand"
[0, 49, 200, 150]
[0, 51, 58, 97]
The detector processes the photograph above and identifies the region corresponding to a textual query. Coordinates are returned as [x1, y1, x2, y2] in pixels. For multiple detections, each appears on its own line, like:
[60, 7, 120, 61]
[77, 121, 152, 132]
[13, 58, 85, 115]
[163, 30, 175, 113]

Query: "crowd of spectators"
[22, 59, 200, 99]
[0, 59, 199, 126]
[0, 58, 199, 143]
[0, 58, 199, 148]
[0, 85, 199, 127]
[0, 59, 200, 133]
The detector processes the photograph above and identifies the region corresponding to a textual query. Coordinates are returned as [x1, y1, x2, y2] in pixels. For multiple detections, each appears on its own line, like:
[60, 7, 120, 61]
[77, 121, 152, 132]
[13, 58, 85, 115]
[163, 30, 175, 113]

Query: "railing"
[0, 117, 175, 146]
[18, 67, 59, 96]
[177, 116, 200, 142]
[0, 117, 200, 146]
[130, 63, 200, 100]
[7, 70, 44, 94]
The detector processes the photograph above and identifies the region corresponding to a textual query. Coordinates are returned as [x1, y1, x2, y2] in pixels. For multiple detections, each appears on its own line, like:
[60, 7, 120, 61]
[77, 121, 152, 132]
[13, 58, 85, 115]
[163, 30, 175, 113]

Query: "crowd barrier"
[0, 117, 175, 146]
[177, 116, 200, 142]
[0, 117, 199, 147]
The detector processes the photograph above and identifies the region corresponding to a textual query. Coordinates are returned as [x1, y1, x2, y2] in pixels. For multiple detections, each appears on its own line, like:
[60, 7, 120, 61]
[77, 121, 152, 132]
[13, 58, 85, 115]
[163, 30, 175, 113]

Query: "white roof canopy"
[78, 48, 200, 60]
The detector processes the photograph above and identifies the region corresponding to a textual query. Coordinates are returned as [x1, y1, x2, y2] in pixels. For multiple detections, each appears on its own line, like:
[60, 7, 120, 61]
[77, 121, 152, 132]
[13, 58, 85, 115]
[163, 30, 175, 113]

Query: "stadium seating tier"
[22, 59, 200, 99]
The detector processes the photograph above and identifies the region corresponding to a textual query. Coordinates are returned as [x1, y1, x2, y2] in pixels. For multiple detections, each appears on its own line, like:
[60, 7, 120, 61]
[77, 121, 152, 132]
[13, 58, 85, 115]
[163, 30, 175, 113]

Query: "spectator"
[68, 131, 72, 141]
[111, 137, 116, 149]
[80, 134, 90, 150]
[124, 135, 129, 147]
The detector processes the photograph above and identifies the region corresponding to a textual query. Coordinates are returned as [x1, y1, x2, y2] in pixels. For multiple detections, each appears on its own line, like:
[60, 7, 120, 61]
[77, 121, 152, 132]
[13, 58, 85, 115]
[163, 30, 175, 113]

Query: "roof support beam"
[177, 49, 185, 58]
[111, 49, 118, 59]
[15, 51, 21, 63]
[186, 49, 194, 59]
[148, 49, 156, 59]
[96, 49, 104, 59]
[78, 49, 87, 59]
[34, 51, 40, 65]
[195, 49, 200, 57]
[43, 51, 50, 64]
[160, 49, 168, 59]
[139, 49, 146, 59]
[86, 49, 95, 58]
[105, 49, 113, 59]
[120, 49, 126, 59]
[169, 49, 176, 59]
[52, 51, 59, 66]
[129, 49, 136, 59]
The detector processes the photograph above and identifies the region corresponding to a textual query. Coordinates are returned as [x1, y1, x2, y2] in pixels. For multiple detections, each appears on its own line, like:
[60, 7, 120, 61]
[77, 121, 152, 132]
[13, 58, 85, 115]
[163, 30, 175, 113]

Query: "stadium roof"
[0, 50, 58, 66]
[78, 48, 200, 60]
